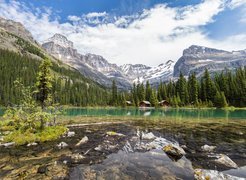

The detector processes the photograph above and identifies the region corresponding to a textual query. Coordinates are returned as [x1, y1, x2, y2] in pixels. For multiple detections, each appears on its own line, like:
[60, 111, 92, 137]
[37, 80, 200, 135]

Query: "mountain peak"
[183, 45, 228, 56]
[46, 33, 73, 49]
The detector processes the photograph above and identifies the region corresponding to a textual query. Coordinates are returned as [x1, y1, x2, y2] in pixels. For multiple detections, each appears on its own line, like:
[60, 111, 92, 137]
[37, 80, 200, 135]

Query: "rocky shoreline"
[0, 121, 245, 179]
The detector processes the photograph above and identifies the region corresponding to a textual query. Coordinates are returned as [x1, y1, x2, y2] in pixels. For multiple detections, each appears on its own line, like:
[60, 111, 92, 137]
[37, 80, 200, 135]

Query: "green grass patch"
[4, 126, 67, 145]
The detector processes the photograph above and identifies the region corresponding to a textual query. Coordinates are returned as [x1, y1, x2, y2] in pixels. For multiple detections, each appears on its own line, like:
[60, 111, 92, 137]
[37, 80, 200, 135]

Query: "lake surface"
[64, 108, 246, 119]
[1, 108, 246, 120]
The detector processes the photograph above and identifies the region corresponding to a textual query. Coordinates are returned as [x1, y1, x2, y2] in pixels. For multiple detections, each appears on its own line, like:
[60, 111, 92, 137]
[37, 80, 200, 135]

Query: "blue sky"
[0, 0, 246, 65]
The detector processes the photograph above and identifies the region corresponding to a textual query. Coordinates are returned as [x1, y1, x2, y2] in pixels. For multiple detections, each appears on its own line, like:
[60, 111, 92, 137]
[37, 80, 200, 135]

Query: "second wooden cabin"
[159, 100, 170, 107]
[139, 101, 151, 107]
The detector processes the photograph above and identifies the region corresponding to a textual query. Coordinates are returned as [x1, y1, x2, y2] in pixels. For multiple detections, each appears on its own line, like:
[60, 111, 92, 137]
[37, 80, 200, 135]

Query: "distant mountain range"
[1, 17, 246, 89]
[42, 33, 176, 87]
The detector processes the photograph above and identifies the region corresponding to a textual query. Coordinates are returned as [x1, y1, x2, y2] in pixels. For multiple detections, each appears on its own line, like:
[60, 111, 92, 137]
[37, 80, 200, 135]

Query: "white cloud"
[67, 15, 81, 21]
[227, 0, 246, 8]
[0, 0, 246, 66]
[86, 12, 107, 18]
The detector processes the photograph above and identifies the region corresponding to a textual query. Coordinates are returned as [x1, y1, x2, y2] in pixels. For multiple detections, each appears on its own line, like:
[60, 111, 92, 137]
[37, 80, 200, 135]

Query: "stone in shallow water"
[215, 154, 238, 169]
[201, 144, 216, 152]
[94, 145, 103, 151]
[0, 142, 15, 147]
[141, 132, 156, 140]
[67, 131, 75, 137]
[194, 169, 244, 180]
[71, 153, 85, 163]
[27, 142, 38, 147]
[76, 136, 89, 146]
[163, 144, 186, 161]
[57, 142, 68, 149]
[37, 165, 48, 174]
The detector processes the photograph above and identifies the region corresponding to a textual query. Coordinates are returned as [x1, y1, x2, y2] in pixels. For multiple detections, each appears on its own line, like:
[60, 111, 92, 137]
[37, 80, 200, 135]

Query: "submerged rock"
[37, 165, 48, 174]
[76, 136, 89, 146]
[94, 145, 103, 151]
[201, 144, 216, 152]
[57, 142, 68, 149]
[141, 132, 156, 140]
[71, 153, 85, 163]
[163, 144, 186, 161]
[194, 169, 244, 180]
[215, 154, 238, 169]
[106, 131, 125, 137]
[0, 142, 15, 147]
[67, 131, 75, 137]
[27, 142, 38, 147]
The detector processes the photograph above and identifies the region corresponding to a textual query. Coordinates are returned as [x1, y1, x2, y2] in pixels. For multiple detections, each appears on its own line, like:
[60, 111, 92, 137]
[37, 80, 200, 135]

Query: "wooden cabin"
[139, 101, 151, 107]
[159, 100, 170, 107]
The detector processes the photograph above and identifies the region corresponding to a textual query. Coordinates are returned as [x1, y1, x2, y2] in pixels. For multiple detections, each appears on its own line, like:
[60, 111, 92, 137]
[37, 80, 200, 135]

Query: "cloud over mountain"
[0, 0, 245, 66]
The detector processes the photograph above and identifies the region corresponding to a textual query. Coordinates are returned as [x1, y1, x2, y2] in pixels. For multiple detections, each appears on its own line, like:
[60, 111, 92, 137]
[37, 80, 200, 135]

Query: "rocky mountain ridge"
[174, 45, 246, 77]
[42, 33, 176, 86]
[42, 34, 132, 90]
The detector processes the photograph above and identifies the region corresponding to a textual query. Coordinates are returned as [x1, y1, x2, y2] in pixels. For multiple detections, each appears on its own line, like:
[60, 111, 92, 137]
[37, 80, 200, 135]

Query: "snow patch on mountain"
[132, 60, 175, 84]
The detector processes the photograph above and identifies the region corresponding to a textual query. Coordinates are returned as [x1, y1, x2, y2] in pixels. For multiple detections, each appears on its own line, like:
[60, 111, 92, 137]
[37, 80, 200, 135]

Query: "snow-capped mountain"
[42, 34, 246, 88]
[174, 45, 246, 77]
[132, 60, 174, 84]
[44, 33, 73, 49]
[42, 34, 131, 89]
[42, 34, 176, 87]
[120, 64, 151, 81]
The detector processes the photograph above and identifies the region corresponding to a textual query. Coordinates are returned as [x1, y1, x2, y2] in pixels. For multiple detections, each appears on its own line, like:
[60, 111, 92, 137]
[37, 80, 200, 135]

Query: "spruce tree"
[150, 90, 158, 107]
[214, 91, 228, 108]
[111, 80, 118, 106]
[36, 58, 53, 109]
[176, 72, 188, 105]
[145, 81, 152, 101]
[203, 69, 216, 102]
[188, 73, 198, 105]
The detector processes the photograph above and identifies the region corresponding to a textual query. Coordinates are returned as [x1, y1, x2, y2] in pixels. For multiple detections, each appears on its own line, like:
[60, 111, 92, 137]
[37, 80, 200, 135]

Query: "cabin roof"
[159, 100, 169, 104]
[141, 101, 151, 105]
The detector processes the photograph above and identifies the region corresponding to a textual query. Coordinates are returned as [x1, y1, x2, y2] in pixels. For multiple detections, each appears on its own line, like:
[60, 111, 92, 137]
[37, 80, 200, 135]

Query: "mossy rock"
[163, 144, 185, 161]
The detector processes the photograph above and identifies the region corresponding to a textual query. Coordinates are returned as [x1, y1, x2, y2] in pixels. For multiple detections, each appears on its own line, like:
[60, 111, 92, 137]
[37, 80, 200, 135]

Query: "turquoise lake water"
[0, 108, 246, 119]
[64, 108, 246, 119]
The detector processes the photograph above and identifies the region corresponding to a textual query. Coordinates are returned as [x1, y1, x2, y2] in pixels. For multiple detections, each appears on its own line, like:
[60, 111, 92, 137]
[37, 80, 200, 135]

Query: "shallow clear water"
[63, 108, 246, 119]
[0, 107, 245, 179]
